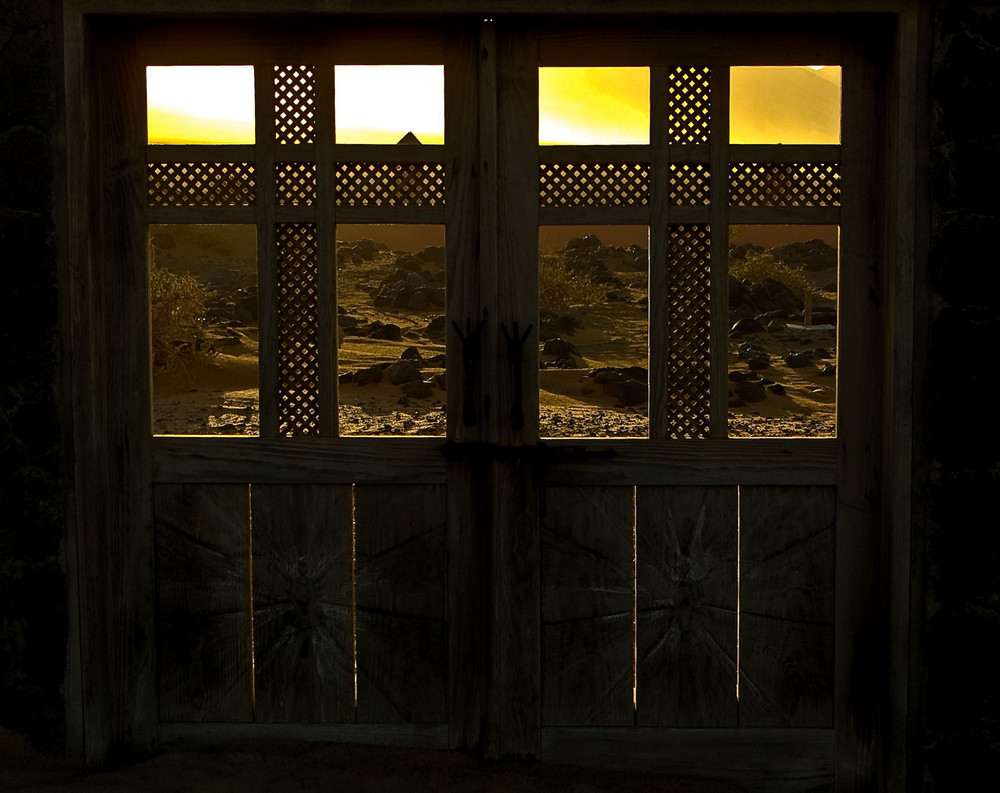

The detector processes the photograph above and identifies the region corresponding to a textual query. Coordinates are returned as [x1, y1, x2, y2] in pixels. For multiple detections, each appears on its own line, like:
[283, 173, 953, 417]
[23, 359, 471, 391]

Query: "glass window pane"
[730, 66, 841, 145]
[150, 225, 259, 435]
[727, 225, 838, 438]
[146, 66, 255, 145]
[336, 225, 447, 436]
[539, 226, 649, 438]
[539, 67, 649, 145]
[335, 66, 444, 144]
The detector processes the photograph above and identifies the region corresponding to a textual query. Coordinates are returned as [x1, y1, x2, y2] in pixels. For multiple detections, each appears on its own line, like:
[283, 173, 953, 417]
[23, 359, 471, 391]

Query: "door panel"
[251, 484, 355, 723]
[154, 484, 253, 723]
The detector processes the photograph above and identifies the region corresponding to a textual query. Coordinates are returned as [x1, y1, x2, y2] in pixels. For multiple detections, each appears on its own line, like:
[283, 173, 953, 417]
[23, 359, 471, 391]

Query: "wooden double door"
[86, 14, 884, 789]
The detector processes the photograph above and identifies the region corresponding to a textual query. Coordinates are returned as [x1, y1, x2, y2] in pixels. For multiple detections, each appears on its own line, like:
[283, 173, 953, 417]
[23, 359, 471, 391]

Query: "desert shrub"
[149, 264, 216, 373]
[730, 250, 813, 298]
[538, 254, 607, 311]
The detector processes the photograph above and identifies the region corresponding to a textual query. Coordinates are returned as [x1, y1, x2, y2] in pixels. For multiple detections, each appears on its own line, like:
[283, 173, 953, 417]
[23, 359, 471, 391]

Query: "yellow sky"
[147, 64, 840, 146]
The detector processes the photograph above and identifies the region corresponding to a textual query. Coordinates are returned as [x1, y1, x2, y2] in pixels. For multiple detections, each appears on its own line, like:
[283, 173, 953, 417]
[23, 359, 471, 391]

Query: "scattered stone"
[401, 380, 435, 398]
[735, 381, 768, 402]
[542, 337, 581, 357]
[387, 360, 423, 385]
[353, 365, 384, 385]
[732, 317, 768, 335]
[369, 322, 402, 341]
[400, 346, 426, 365]
[766, 383, 787, 396]
[783, 351, 815, 368]
[424, 315, 448, 340]
[819, 364, 837, 377]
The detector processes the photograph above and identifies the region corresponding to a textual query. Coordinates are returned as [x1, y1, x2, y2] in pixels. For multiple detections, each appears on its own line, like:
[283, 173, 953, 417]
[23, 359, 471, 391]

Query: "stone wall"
[0, 0, 68, 755]
[0, 1, 997, 788]
[923, 2, 1000, 788]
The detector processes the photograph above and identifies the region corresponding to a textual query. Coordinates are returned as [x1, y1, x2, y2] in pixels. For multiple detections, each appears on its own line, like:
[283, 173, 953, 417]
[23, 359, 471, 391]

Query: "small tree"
[730, 250, 813, 299]
[538, 253, 606, 311]
[149, 264, 216, 373]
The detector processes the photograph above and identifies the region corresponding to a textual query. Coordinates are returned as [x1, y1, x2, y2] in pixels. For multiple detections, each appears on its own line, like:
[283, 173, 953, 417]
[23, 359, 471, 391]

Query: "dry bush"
[538, 254, 607, 311]
[149, 264, 216, 373]
[730, 250, 814, 298]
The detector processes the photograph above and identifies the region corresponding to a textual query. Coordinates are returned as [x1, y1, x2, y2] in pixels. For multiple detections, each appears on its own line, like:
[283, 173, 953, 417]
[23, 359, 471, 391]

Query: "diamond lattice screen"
[669, 163, 711, 205]
[276, 223, 320, 437]
[148, 162, 255, 206]
[729, 163, 841, 206]
[275, 162, 317, 205]
[539, 163, 649, 207]
[274, 65, 317, 145]
[335, 163, 445, 206]
[666, 224, 711, 439]
[667, 67, 711, 145]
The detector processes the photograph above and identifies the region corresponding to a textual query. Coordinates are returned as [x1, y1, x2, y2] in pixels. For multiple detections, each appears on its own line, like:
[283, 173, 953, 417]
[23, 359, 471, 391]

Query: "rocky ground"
[152, 231, 837, 439]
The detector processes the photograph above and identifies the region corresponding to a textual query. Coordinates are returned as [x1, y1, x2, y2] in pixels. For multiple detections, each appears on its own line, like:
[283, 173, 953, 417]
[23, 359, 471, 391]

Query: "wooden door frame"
[56, 3, 926, 791]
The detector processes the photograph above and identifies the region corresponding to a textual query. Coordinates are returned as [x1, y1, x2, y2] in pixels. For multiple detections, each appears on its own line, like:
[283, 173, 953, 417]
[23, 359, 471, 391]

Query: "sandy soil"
[1, 728, 748, 793]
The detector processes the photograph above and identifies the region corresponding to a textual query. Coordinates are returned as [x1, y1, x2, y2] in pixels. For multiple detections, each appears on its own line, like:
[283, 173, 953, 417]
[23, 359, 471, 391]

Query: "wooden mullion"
[332, 143, 447, 163]
[146, 206, 257, 224]
[730, 144, 842, 164]
[146, 144, 255, 162]
[331, 206, 447, 224]
[255, 59, 278, 437]
[317, 60, 337, 436]
[538, 144, 651, 164]
[709, 64, 730, 439]
[538, 207, 649, 225]
[648, 67, 670, 438]
[729, 206, 842, 225]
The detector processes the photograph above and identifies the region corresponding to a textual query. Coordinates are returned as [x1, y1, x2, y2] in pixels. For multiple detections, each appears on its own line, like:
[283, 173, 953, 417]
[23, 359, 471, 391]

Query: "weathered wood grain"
[355, 485, 447, 724]
[541, 487, 634, 727]
[739, 486, 835, 727]
[542, 727, 833, 793]
[636, 486, 737, 726]
[251, 484, 355, 723]
[154, 484, 253, 723]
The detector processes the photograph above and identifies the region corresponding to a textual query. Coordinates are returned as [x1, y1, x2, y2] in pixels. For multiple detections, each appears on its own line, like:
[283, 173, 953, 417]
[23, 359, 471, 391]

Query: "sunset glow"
[146, 64, 841, 148]
[146, 66, 255, 144]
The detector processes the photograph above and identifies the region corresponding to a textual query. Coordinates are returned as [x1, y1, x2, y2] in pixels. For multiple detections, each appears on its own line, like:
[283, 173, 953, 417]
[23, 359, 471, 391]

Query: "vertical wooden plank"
[739, 486, 835, 727]
[444, 19, 490, 752]
[78, 20, 157, 761]
[541, 487, 634, 727]
[313, 61, 337, 436]
[836, 28, 887, 793]
[256, 58, 278, 436]
[251, 484, 354, 723]
[709, 64, 729, 439]
[648, 67, 670, 439]
[354, 485, 447, 724]
[154, 484, 253, 723]
[488, 20, 542, 760]
[636, 485, 737, 726]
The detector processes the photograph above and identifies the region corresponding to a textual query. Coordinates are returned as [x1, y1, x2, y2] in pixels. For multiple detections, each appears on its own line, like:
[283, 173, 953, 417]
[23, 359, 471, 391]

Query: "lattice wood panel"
[669, 163, 711, 205]
[666, 225, 711, 439]
[667, 67, 711, 145]
[539, 163, 649, 207]
[274, 65, 317, 145]
[335, 162, 445, 206]
[148, 162, 255, 206]
[275, 162, 317, 205]
[729, 163, 841, 206]
[276, 223, 320, 436]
